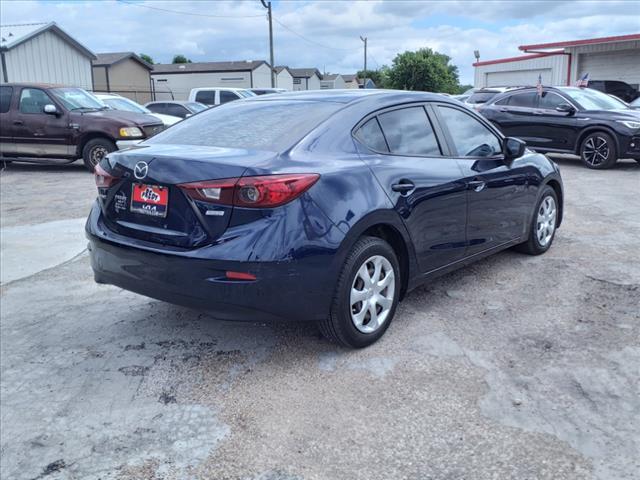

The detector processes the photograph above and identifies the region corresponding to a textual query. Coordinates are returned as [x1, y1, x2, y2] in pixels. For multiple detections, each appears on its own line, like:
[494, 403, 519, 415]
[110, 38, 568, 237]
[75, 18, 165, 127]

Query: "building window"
[293, 78, 301, 85]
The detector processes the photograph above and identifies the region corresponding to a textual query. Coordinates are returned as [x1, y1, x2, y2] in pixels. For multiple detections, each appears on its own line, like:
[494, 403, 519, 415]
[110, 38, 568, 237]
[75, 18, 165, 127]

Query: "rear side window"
[146, 100, 341, 151]
[220, 91, 240, 104]
[377, 107, 441, 156]
[195, 90, 216, 105]
[506, 92, 537, 108]
[0, 86, 12, 113]
[354, 118, 388, 152]
[438, 106, 501, 158]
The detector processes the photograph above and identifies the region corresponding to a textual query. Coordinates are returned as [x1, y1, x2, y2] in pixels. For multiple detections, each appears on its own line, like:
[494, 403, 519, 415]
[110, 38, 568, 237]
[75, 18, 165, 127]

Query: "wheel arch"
[574, 126, 620, 156]
[333, 210, 418, 301]
[543, 178, 564, 227]
[76, 132, 117, 158]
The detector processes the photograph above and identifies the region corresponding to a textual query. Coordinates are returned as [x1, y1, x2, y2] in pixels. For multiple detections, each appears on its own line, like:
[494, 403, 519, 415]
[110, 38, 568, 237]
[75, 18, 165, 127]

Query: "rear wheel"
[82, 138, 116, 172]
[515, 186, 558, 255]
[579, 132, 617, 169]
[319, 236, 400, 348]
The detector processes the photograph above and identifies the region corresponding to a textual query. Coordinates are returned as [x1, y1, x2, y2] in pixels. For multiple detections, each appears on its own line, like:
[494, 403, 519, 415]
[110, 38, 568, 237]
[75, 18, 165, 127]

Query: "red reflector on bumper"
[225, 271, 257, 281]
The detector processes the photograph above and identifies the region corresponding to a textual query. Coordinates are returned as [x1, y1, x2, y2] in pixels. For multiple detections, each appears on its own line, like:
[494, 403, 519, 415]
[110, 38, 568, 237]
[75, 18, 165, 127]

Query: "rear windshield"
[467, 92, 499, 104]
[145, 100, 341, 151]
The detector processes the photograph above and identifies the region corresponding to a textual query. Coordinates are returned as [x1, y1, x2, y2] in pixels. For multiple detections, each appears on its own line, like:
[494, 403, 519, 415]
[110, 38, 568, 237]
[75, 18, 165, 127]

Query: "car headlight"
[616, 120, 640, 129]
[119, 127, 143, 138]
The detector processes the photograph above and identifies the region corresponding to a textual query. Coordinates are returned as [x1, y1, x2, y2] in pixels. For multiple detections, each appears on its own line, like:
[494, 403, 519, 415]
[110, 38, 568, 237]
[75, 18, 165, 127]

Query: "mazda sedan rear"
[87, 90, 563, 348]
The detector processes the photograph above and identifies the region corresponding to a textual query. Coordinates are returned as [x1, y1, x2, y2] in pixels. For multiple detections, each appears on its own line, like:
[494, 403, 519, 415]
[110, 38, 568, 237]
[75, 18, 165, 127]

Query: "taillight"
[94, 163, 118, 189]
[179, 174, 319, 208]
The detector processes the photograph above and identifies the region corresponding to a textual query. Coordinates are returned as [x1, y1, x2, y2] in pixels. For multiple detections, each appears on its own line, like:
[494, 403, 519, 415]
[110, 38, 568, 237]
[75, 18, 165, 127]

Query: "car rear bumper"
[85, 202, 341, 322]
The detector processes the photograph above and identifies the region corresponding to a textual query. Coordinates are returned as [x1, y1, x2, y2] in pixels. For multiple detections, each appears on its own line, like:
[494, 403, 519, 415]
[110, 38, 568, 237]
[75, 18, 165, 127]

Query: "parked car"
[86, 90, 563, 348]
[144, 100, 208, 119]
[479, 86, 640, 169]
[95, 93, 181, 127]
[250, 88, 287, 95]
[0, 83, 165, 171]
[188, 87, 256, 106]
[465, 87, 518, 109]
[587, 80, 639, 103]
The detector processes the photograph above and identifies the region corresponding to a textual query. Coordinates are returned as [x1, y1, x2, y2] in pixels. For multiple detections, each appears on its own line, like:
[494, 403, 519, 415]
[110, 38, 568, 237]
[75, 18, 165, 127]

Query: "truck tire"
[82, 138, 116, 172]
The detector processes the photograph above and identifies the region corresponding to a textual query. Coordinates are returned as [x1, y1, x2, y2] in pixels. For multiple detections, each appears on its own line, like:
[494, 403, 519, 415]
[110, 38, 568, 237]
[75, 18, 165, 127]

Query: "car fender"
[574, 124, 621, 154]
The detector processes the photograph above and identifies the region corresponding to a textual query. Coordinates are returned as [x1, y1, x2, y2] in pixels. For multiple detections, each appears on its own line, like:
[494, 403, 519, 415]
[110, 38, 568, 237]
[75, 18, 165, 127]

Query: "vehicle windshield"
[145, 100, 341, 151]
[50, 88, 106, 110]
[562, 87, 630, 111]
[102, 97, 150, 114]
[467, 91, 498, 104]
[187, 102, 207, 112]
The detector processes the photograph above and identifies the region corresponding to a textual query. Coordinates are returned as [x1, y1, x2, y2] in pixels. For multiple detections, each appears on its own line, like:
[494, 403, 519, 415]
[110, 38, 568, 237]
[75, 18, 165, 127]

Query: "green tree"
[172, 54, 192, 64]
[139, 53, 154, 65]
[386, 48, 459, 93]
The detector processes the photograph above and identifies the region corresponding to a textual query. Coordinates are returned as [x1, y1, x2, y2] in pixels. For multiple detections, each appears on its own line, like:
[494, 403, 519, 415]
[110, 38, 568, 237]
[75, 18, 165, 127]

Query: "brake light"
[94, 163, 118, 188]
[179, 174, 319, 208]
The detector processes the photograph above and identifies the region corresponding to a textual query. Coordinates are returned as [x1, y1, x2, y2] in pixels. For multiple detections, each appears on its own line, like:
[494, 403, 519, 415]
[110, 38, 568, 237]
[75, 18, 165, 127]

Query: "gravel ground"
[1, 157, 639, 480]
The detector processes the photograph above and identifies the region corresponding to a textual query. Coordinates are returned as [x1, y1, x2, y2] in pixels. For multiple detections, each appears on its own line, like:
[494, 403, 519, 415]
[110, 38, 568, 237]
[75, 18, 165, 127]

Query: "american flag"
[576, 72, 590, 87]
[536, 74, 543, 97]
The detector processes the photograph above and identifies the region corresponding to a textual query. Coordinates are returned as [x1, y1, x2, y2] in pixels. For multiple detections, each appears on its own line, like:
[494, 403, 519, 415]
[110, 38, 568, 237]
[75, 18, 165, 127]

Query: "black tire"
[319, 236, 401, 348]
[82, 138, 116, 172]
[515, 185, 559, 255]
[579, 132, 617, 169]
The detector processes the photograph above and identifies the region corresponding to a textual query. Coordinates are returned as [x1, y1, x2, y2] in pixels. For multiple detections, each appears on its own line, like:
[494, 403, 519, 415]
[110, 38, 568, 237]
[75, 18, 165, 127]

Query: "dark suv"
[0, 83, 164, 171]
[479, 86, 640, 169]
[588, 80, 639, 103]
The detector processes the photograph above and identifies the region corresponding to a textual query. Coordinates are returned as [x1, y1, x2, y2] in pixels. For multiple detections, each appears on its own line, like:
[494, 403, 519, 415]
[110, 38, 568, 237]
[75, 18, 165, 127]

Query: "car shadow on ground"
[547, 154, 639, 170]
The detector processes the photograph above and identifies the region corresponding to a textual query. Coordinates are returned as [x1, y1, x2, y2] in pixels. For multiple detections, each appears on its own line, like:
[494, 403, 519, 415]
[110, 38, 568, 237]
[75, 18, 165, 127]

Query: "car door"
[13, 87, 73, 157]
[434, 104, 530, 256]
[530, 91, 579, 151]
[0, 85, 17, 156]
[487, 91, 540, 144]
[355, 104, 468, 273]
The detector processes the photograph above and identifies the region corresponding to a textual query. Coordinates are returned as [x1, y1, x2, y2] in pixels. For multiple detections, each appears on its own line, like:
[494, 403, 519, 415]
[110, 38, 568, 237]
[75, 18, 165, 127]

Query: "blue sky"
[1, 0, 638, 84]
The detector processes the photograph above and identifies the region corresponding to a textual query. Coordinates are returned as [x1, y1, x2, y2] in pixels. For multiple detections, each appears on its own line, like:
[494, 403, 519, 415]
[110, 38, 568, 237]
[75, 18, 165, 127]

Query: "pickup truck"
[0, 83, 165, 171]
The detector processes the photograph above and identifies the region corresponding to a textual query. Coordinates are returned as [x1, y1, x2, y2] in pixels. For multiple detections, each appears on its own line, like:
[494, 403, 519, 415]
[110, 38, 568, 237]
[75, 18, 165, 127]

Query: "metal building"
[0, 22, 95, 89]
[474, 33, 640, 88]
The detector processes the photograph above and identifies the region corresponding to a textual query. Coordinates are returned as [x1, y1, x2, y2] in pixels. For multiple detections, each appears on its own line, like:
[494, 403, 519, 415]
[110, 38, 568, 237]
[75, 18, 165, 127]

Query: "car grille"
[143, 124, 165, 138]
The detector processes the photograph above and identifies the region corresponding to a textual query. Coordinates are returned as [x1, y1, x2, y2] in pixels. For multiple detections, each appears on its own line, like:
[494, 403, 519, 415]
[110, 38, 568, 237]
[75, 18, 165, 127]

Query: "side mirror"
[504, 137, 526, 161]
[555, 103, 575, 115]
[43, 104, 58, 115]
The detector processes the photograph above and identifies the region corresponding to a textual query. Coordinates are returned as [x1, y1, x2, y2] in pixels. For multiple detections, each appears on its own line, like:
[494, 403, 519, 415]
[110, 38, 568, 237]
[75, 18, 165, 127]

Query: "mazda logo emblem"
[133, 161, 149, 180]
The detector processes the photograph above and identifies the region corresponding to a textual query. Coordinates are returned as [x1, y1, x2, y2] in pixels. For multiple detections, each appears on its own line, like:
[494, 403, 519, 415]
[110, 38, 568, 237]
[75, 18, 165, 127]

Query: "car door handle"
[13, 120, 24, 125]
[467, 180, 486, 192]
[391, 180, 415, 194]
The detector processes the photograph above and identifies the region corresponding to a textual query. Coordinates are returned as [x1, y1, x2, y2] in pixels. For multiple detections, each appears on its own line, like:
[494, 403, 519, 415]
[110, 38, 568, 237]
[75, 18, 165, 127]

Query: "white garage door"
[485, 69, 552, 87]
[578, 50, 640, 86]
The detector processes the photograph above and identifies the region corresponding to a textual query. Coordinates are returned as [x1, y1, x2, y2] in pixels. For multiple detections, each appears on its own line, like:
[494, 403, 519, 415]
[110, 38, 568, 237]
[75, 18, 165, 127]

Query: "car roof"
[2, 82, 70, 89]
[249, 89, 451, 105]
[146, 100, 196, 105]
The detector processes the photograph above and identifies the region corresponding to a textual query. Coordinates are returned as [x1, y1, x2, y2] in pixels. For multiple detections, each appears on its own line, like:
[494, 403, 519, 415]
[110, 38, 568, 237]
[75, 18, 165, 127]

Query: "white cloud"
[0, 0, 637, 84]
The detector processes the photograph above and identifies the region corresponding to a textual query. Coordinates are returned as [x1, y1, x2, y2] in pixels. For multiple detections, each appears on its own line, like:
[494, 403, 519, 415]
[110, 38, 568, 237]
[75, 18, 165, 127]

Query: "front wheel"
[580, 132, 617, 169]
[82, 138, 116, 172]
[515, 186, 558, 255]
[319, 236, 400, 348]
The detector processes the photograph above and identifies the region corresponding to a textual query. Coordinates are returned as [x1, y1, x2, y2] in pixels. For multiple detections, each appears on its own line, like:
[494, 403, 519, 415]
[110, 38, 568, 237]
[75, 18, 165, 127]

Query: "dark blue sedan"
[86, 90, 564, 348]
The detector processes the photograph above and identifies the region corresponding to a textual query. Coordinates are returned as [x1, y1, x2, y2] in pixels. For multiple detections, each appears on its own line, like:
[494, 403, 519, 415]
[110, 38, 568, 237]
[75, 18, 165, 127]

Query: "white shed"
[275, 66, 293, 91]
[474, 33, 640, 89]
[150, 60, 273, 100]
[0, 22, 95, 89]
[289, 68, 322, 91]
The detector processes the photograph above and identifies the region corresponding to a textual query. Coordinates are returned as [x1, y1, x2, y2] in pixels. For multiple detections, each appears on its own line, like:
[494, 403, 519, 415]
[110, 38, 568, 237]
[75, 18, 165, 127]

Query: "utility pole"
[261, 0, 275, 87]
[360, 36, 367, 88]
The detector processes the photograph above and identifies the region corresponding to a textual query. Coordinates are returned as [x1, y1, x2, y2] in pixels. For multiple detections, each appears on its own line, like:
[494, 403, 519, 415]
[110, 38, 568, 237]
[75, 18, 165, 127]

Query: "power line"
[116, 0, 264, 19]
[272, 17, 360, 52]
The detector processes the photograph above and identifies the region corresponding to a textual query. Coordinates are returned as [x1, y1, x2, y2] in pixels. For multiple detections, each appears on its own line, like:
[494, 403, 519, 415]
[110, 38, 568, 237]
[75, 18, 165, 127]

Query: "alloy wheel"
[350, 255, 395, 334]
[536, 196, 557, 247]
[582, 136, 610, 167]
